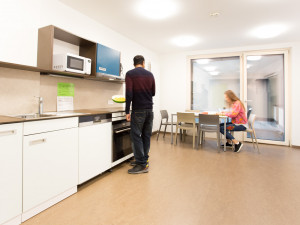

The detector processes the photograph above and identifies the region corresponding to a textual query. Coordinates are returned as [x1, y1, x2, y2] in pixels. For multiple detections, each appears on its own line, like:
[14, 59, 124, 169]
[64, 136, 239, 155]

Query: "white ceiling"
[59, 0, 300, 54]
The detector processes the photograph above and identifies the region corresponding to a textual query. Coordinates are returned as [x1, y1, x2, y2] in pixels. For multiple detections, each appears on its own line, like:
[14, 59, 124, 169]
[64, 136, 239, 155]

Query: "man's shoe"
[221, 142, 233, 148]
[130, 159, 149, 166]
[128, 164, 149, 174]
[234, 142, 243, 153]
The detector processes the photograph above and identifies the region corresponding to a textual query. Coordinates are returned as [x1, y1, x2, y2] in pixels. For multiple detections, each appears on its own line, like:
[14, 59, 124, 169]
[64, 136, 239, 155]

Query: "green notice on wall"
[57, 83, 75, 97]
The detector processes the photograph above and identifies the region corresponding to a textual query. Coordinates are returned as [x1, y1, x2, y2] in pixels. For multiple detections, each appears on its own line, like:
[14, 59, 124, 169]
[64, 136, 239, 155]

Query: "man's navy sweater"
[125, 67, 156, 114]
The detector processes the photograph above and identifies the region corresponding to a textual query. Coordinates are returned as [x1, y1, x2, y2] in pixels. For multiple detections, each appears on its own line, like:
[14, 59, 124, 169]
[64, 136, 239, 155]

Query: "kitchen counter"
[0, 107, 125, 125]
[0, 115, 24, 125]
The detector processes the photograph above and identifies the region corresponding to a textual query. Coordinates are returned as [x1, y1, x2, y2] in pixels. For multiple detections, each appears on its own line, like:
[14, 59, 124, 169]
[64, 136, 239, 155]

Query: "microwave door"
[66, 56, 85, 74]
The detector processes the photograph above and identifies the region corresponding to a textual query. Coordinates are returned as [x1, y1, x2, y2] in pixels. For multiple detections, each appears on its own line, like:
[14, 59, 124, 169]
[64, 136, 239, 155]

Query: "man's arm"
[125, 74, 133, 121]
[152, 75, 156, 97]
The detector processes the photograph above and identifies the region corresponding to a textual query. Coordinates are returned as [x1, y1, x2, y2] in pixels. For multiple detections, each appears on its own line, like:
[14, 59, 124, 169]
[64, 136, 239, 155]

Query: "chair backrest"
[177, 112, 195, 124]
[160, 110, 169, 120]
[247, 108, 252, 120]
[198, 114, 219, 126]
[248, 114, 256, 129]
[186, 109, 201, 113]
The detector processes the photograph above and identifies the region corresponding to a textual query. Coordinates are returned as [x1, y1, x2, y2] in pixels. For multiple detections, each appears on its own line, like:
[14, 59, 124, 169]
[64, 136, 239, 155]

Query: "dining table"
[170, 112, 228, 152]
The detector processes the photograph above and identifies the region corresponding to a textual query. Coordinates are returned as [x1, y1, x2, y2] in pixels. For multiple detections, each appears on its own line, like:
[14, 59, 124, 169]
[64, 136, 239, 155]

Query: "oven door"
[113, 124, 132, 162]
[66, 55, 85, 74]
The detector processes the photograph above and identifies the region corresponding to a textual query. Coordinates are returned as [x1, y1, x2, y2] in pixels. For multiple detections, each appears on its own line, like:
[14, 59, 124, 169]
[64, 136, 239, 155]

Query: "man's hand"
[126, 114, 131, 122]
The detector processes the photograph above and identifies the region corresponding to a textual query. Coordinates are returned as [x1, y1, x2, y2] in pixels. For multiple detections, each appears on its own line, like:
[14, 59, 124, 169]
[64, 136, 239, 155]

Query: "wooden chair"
[230, 114, 260, 153]
[175, 113, 197, 149]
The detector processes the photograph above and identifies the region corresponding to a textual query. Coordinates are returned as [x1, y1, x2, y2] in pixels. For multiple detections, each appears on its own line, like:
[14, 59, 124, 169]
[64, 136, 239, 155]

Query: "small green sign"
[57, 83, 75, 97]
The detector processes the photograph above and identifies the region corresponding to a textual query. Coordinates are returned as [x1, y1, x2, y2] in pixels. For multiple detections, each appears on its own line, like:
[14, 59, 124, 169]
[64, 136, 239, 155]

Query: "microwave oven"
[53, 53, 91, 75]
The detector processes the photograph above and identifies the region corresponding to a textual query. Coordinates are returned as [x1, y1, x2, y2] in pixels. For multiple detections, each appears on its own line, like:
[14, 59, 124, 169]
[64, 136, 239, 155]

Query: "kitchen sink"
[14, 113, 56, 119]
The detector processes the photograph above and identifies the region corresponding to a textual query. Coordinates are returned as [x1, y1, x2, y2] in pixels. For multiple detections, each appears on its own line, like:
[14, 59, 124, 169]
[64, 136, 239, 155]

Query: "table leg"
[171, 114, 174, 144]
[223, 119, 226, 152]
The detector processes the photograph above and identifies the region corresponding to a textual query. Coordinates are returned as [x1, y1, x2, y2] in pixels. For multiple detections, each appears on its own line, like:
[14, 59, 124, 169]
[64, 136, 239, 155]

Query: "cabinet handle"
[114, 128, 131, 134]
[30, 138, 47, 145]
[0, 130, 16, 137]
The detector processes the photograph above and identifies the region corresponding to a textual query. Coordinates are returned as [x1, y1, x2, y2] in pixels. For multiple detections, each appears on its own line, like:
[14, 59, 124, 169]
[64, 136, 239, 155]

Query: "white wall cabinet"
[22, 118, 78, 219]
[0, 123, 23, 225]
[78, 122, 112, 184]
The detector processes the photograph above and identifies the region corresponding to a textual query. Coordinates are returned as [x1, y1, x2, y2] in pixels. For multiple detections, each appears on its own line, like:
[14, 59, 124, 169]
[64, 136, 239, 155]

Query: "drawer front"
[24, 117, 78, 135]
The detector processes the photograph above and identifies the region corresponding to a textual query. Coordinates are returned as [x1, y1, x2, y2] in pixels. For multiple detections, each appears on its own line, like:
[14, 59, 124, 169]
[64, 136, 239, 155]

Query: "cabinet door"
[0, 123, 23, 224]
[78, 122, 112, 184]
[23, 128, 78, 212]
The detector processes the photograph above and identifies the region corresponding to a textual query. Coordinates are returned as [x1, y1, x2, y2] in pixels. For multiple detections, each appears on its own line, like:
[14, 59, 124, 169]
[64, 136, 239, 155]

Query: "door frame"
[187, 48, 291, 146]
[242, 49, 290, 146]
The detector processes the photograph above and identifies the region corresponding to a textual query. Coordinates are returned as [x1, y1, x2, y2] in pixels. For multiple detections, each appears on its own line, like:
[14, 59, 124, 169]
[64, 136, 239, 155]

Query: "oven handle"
[114, 128, 131, 134]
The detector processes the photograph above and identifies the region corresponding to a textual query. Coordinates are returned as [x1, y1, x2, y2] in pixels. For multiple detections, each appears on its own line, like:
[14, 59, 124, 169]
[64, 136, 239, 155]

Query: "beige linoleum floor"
[23, 135, 300, 225]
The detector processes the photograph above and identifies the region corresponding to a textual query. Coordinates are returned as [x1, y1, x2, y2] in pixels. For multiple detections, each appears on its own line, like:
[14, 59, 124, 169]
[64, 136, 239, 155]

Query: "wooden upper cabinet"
[37, 25, 97, 77]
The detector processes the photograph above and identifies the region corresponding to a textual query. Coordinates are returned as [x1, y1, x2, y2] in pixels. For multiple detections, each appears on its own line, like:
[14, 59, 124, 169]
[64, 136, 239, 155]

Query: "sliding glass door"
[244, 51, 289, 145]
[190, 50, 289, 145]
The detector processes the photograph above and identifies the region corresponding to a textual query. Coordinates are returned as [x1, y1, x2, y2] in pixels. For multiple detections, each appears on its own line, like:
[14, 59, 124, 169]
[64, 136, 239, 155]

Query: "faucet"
[35, 96, 43, 115]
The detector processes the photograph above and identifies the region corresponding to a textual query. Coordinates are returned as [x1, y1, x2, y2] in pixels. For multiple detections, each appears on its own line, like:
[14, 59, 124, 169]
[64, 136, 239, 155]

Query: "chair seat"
[178, 124, 195, 129]
[199, 124, 218, 132]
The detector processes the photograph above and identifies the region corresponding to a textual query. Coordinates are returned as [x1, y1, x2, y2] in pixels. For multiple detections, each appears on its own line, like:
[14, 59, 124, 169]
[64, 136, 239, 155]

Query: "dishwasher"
[78, 114, 112, 184]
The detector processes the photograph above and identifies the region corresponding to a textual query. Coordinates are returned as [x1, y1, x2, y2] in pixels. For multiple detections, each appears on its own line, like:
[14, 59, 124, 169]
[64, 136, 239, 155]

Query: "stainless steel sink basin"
[14, 113, 56, 119]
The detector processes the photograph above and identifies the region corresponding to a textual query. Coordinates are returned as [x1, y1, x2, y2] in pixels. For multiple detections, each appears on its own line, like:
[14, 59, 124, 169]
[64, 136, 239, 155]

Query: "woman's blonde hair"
[224, 90, 245, 111]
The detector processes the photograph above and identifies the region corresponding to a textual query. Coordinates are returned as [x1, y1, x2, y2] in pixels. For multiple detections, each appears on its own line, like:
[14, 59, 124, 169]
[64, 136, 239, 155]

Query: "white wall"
[0, 0, 160, 131]
[160, 42, 300, 146]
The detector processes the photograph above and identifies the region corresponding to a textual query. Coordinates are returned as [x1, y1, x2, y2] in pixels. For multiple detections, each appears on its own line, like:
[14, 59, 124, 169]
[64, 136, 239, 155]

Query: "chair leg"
[217, 132, 221, 153]
[193, 130, 196, 149]
[253, 130, 260, 153]
[163, 124, 168, 138]
[200, 131, 203, 145]
[202, 132, 205, 143]
[183, 130, 186, 142]
[250, 132, 255, 149]
[157, 122, 162, 141]
[175, 126, 178, 145]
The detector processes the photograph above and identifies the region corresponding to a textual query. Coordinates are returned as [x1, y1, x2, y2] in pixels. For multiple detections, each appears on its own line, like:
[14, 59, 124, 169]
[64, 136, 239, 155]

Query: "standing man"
[125, 55, 155, 174]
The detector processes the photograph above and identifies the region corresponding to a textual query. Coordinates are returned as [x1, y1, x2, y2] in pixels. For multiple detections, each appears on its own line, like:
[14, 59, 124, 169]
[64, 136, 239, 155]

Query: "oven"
[112, 112, 133, 167]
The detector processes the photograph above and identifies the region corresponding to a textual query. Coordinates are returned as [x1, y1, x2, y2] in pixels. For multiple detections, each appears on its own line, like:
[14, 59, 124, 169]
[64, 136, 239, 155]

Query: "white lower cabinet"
[22, 118, 78, 221]
[0, 123, 23, 225]
[78, 122, 112, 184]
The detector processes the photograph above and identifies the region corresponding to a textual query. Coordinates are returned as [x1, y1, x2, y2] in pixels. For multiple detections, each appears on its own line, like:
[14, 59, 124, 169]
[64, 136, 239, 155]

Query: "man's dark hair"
[133, 55, 145, 66]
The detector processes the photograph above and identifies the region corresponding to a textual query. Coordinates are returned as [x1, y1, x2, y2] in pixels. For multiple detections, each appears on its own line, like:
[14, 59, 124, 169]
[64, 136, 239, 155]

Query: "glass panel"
[192, 56, 240, 111]
[247, 54, 285, 141]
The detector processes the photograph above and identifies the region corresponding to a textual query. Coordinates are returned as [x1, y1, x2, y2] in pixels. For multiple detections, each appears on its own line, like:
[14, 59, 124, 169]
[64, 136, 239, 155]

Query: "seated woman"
[217, 90, 247, 153]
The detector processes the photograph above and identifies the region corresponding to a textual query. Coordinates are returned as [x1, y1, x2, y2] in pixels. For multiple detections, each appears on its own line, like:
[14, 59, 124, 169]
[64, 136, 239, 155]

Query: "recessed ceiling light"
[210, 71, 220, 76]
[204, 66, 217, 72]
[136, 0, 178, 20]
[172, 35, 199, 47]
[251, 24, 288, 39]
[196, 59, 210, 64]
[247, 56, 262, 61]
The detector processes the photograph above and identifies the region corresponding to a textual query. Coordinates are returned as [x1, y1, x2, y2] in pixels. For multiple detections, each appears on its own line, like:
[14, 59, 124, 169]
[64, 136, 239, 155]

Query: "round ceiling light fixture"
[250, 24, 288, 39]
[136, 0, 179, 20]
[172, 35, 199, 47]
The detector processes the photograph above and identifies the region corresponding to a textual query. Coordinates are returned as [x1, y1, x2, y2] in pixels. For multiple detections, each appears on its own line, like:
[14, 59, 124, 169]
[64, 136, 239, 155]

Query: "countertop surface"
[0, 107, 125, 125]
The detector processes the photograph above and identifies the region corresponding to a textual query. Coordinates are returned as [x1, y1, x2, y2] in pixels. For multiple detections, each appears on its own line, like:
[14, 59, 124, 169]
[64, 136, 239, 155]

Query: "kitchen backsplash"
[0, 67, 124, 115]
